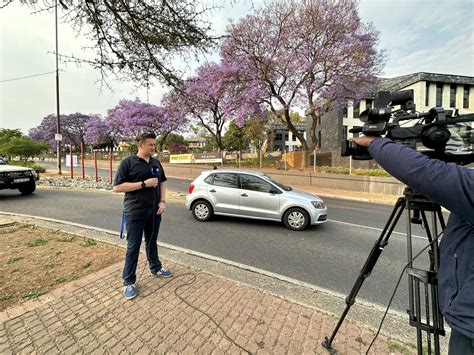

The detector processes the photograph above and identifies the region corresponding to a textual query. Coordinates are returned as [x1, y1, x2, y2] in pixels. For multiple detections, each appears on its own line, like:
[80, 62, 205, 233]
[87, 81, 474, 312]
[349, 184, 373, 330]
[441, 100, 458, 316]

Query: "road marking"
[328, 219, 428, 240]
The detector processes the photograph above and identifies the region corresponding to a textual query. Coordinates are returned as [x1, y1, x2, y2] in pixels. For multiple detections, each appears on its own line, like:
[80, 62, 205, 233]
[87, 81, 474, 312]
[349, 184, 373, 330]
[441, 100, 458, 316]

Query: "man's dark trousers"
[123, 209, 162, 286]
[449, 329, 474, 355]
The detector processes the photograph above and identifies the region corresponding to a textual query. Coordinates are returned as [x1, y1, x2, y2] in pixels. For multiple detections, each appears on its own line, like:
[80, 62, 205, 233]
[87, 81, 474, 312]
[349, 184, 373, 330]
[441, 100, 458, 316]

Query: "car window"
[0, 158, 6, 165]
[240, 174, 273, 193]
[211, 173, 238, 188]
[204, 174, 214, 184]
[262, 174, 291, 191]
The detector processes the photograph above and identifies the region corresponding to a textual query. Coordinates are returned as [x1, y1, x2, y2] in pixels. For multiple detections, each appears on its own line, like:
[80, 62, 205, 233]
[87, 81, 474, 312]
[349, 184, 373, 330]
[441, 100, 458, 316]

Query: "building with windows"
[312, 72, 474, 167]
[266, 124, 307, 152]
[187, 136, 207, 149]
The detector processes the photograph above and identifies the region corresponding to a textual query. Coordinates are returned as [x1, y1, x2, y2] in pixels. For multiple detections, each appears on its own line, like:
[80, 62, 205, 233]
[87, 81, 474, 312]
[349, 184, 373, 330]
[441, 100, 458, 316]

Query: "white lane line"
[328, 219, 428, 240]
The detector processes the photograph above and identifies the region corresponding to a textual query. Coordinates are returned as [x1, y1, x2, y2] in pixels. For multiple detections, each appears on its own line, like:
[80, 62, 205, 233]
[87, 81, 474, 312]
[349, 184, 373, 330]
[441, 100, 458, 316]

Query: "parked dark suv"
[0, 158, 39, 195]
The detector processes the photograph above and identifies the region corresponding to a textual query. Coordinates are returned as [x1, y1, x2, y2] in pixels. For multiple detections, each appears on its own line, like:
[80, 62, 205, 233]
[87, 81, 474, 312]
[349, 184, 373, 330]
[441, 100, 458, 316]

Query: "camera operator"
[353, 136, 474, 354]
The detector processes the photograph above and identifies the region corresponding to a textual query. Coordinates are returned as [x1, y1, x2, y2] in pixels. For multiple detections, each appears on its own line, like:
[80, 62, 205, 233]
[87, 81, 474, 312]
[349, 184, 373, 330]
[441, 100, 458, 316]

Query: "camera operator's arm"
[355, 137, 474, 224]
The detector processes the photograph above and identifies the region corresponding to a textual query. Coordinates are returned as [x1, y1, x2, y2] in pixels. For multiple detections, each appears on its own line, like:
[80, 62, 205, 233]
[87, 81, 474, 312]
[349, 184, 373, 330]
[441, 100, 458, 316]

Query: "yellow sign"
[170, 154, 193, 164]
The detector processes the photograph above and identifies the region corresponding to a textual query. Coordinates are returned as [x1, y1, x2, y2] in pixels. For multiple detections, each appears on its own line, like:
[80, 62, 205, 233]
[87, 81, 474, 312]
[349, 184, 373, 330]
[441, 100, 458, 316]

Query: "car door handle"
[241, 193, 248, 197]
[209, 189, 216, 193]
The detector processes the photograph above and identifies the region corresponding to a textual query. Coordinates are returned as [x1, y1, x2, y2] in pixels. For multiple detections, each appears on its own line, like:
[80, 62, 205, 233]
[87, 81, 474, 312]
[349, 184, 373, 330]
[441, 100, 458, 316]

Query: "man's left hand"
[157, 201, 166, 215]
[353, 136, 379, 147]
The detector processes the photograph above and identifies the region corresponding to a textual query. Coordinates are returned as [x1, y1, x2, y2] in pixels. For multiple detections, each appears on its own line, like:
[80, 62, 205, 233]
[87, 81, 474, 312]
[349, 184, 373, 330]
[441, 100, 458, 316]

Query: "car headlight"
[30, 170, 38, 177]
[311, 201, 325, 209]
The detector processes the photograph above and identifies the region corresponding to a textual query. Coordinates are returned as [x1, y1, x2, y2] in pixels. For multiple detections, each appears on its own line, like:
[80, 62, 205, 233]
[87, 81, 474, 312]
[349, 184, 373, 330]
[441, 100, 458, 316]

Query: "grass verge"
[0, 223, 123, 311]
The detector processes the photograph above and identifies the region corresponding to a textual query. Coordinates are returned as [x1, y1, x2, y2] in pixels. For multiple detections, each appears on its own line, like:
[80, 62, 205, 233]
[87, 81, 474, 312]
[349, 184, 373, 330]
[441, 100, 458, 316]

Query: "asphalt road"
[0, 183, 447, 314]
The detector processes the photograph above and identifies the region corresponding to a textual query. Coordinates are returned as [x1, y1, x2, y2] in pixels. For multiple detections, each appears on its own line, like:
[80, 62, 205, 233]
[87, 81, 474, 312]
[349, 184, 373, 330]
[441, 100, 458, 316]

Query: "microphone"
[151, 166, 160, 178]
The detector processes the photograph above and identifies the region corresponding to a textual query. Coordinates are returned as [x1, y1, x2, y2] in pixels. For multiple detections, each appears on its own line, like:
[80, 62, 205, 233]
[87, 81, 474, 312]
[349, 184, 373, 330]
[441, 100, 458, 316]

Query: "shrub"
[9, 160, 46, 173]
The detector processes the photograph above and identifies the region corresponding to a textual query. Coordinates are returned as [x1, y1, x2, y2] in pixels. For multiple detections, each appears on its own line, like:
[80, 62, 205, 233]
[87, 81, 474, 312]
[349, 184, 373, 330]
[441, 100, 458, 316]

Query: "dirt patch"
[0, 223, 123, 311]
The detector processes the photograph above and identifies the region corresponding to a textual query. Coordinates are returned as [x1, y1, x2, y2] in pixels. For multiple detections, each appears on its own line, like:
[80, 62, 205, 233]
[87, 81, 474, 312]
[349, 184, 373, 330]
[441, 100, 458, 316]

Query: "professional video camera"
[341, 89, 474, 165]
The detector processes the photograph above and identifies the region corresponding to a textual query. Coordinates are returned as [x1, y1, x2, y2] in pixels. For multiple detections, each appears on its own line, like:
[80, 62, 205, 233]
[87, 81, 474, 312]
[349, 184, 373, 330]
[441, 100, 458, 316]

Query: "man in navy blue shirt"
[354, 136, 474, 355]
[114, 132, 173, 300]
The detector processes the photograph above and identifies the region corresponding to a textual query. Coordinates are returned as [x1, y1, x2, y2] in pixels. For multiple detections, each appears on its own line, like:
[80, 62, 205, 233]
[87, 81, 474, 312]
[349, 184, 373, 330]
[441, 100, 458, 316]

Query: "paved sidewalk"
[0, 218, 419, 354]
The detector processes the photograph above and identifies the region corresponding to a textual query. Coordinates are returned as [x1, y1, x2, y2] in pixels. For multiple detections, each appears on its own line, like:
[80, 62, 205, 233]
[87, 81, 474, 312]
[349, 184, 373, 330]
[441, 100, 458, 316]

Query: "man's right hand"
[144, 178, 159, 188]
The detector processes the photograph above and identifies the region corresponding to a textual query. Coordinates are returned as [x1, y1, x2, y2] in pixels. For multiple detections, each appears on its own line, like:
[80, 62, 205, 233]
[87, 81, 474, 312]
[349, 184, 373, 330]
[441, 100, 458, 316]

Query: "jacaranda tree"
[105, 98, 187, 151]
[221, 0, 385, 152]
[165, 62, 264, 151]
[83, 116, 113, 147]
[29, 113, 93, 150]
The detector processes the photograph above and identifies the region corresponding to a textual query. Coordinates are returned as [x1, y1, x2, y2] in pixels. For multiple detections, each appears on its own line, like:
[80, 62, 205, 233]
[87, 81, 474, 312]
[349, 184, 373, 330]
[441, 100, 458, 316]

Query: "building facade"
[187, 136, 207, 150]
[313, 72, 474, 168]
[266, 124, 307, 152]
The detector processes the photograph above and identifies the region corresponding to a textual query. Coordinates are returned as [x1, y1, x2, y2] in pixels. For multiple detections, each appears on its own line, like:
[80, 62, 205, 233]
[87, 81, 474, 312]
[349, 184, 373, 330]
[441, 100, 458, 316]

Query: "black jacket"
[369, 138, 474, 338]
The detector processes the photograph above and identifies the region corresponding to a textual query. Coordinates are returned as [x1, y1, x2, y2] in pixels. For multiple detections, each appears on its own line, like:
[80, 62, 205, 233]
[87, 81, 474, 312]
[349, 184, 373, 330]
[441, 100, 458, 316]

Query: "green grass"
[7, 256, 24, 264]
[315, 166, 391, 177]
[387, 341, 413, 355]
[82, 262, 92, 269]
[81, 238, 97, 247]
[0, 294, 12, 302]
[60, 236, 74, 242]
[54, 276, 66, 284]
[22, 289, 47, 300]
[27, 238, 48, 247]
[44, 263, 56, 270]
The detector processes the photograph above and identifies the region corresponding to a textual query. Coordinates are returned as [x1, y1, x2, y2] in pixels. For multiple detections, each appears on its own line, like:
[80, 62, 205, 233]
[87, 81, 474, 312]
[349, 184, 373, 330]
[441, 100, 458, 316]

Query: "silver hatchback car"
[185, 170, 327, 231]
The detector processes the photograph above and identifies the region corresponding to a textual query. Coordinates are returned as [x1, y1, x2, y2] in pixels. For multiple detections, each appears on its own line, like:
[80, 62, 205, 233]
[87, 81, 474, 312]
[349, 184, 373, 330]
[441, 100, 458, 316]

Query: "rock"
[38, 176, 113, 191]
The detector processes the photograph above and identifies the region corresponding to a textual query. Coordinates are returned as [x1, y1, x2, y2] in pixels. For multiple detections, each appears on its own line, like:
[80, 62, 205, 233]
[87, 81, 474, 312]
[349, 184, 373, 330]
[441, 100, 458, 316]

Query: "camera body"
[341, 90, 474, 165]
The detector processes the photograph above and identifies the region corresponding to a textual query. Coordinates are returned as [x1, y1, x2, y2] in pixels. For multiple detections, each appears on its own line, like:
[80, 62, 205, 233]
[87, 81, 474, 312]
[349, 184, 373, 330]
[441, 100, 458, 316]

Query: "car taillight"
[188, 184, 195, 194]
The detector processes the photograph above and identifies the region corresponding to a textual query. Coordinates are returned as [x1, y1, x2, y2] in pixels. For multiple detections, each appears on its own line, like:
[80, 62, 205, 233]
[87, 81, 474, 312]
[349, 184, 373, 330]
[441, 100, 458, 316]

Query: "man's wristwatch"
[141, 181, 146, 189]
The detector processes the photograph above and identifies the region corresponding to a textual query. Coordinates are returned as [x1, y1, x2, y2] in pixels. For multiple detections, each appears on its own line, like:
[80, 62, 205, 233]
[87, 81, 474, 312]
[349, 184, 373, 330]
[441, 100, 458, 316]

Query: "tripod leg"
[322, 197, 406, 353]
[407, 209, 445, 355]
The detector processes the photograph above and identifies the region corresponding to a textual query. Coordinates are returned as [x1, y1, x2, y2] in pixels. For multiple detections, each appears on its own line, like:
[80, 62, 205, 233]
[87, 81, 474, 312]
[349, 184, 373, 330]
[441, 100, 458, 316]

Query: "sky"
[0, 0, 473, 134]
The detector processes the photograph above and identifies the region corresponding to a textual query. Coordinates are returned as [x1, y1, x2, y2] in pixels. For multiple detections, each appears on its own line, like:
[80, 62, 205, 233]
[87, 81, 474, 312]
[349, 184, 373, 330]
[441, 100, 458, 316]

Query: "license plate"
[14, 178, 30, 183]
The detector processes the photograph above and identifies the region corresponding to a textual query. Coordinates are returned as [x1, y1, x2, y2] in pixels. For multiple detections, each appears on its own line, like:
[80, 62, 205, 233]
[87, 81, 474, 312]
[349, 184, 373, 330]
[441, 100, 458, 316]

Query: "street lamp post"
[55, 0, 61, 175]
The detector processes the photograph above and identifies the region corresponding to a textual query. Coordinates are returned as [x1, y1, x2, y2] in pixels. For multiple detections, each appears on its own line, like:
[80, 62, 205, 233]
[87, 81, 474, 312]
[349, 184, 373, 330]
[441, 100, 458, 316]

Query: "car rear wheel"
[192, 200, 213, 222]
[18, 181, 36, 195]
[283, 207, 309, 231]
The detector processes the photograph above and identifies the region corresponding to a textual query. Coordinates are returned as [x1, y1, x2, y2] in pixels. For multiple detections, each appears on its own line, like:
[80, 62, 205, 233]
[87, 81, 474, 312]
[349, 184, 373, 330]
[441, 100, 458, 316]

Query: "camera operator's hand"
[353, 136, 379, 147]
[144, 178, 159, 188]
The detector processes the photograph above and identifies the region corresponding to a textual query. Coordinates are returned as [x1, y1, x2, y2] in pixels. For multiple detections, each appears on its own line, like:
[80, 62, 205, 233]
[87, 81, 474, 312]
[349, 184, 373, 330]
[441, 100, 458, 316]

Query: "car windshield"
[0, 158, 6, 165]
[262, 174, 292, 191]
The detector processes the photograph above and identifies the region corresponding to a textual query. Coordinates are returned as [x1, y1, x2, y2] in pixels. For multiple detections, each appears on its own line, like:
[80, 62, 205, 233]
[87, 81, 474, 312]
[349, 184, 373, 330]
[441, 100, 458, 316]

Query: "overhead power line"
[0, 71, 57, 83]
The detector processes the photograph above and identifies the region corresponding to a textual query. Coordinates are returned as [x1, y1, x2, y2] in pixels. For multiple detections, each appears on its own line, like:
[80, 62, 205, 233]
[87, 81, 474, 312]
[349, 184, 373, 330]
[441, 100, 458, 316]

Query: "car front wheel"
[283, 207, 310, 231]
[18, 181, 36, 195]
[192, 200, 213, 222]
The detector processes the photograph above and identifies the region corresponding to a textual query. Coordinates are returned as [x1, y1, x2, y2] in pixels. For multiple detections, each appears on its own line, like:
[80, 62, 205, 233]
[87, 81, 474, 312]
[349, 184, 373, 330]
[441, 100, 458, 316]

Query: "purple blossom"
[220, 0, 385, 150]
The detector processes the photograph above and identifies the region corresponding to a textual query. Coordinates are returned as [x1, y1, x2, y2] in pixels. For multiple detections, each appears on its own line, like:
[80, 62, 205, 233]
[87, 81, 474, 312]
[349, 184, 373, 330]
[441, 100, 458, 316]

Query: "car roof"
[201, 169, 266, 176]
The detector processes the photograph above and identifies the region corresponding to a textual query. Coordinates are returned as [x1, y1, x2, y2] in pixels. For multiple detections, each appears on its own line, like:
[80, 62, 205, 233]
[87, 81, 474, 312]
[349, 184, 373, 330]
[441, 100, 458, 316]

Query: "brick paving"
[1, 258, 415, 354]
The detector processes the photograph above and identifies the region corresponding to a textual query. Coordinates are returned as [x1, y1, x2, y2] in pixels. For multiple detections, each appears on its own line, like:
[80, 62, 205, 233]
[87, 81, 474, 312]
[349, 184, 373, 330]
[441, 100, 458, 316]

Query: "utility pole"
[54, 0, 68, 174]
[55, 0, 62, 175]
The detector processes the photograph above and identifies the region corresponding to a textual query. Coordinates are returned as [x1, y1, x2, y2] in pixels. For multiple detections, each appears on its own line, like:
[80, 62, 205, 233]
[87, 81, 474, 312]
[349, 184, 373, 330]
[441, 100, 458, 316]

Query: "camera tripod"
[322, 188, 446, 355]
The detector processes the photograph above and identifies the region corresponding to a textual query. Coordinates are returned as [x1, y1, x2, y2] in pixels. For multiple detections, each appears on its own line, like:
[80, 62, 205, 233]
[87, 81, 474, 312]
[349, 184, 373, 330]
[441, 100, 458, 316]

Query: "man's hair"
[136, 132, 156, 145]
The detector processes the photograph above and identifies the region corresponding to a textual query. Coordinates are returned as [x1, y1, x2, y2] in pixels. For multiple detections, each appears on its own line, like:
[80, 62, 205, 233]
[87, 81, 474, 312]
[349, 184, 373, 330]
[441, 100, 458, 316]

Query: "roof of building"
[187, 136, 207, 142]
[370, 72, 474, 96]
